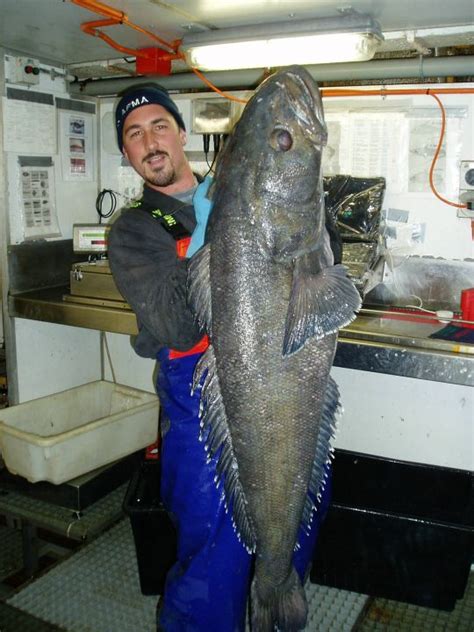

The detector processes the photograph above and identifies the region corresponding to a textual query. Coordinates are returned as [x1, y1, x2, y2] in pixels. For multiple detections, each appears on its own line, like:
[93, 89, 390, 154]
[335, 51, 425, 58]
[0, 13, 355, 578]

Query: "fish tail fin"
[251, 566, 307, 631]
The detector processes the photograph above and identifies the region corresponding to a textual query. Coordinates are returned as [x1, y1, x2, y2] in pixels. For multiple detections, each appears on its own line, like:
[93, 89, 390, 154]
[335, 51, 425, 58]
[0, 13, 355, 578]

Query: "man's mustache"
[143, 150, 169, 163]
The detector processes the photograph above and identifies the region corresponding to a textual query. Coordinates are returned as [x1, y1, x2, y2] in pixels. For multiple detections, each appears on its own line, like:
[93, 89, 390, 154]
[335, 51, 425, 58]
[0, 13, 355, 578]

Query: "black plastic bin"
[123, 459, 177, 595]
[311, 449, 473, 610]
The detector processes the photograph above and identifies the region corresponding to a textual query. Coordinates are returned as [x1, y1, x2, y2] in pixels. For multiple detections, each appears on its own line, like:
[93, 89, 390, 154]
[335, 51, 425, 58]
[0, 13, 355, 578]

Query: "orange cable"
[71, 0, 180, 56]
[119, 20, 180, 54]
[321, 87, 474, 97]
[190, 68, 248, 104]
[427, 92, 466, 208]
[80, 19, 150, 58]
[71, 0, 124, 21]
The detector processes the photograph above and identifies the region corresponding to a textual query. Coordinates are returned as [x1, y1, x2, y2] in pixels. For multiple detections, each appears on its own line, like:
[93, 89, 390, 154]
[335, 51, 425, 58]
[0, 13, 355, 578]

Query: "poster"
[59, 111, 94, 181]
[322, 105, 465, 195]
[3, 97, 57, 155]
[19, 158, 61, 239]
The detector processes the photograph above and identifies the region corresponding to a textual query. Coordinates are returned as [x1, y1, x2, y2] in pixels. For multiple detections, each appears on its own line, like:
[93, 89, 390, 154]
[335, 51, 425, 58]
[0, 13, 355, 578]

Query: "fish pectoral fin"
[194, 346, 256, 553]
[300, 375, 340, 536]
[187, 242, 212, 332]
[283, 263, 362, 356]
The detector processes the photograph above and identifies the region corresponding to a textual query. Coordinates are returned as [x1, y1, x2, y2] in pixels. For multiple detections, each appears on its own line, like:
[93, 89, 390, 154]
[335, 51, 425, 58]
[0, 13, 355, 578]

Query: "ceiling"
[1, 0, 473, 82]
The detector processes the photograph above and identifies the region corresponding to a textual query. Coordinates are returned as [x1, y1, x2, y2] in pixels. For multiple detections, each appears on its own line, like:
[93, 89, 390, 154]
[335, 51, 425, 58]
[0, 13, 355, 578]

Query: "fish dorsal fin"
[187, 243, 212, 332]
[299, 376, 340, 536]
[283, 262, 361, 357]
[193, 346, 257, 553]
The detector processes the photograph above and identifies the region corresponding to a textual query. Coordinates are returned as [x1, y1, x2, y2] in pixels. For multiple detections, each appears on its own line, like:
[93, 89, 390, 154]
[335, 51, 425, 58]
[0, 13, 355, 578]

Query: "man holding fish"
[109, 67, 359, 632]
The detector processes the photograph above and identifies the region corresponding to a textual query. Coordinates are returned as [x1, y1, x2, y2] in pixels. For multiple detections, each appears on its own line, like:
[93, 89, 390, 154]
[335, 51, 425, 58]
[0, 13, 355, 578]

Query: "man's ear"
[179, 129, 187, 146]
[122, 147, 129, 161]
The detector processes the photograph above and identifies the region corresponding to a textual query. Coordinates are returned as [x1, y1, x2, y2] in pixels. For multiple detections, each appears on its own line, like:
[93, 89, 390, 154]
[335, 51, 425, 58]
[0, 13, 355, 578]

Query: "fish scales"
[210, 235, 335, 575]
[188, 65, 361, 631]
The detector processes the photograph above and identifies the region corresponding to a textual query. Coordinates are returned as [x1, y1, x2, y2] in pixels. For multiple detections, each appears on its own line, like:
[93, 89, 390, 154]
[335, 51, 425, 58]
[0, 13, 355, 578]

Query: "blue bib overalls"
[155, 344, 332, 632]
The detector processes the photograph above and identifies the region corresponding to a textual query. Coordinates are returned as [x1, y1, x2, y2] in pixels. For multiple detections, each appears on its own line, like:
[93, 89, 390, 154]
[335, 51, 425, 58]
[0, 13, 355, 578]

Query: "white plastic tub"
[0, 380, 159, 484]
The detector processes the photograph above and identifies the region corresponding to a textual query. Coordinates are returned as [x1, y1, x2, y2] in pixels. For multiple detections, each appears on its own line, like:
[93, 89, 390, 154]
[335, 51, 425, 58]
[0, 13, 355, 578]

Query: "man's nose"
[144, 129, 158, 151]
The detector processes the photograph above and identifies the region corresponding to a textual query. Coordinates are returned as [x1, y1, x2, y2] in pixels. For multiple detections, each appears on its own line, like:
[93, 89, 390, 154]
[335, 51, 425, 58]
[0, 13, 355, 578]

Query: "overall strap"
[131, 175, 203, 246]
[130, 191, 194, 258]
[131, 196, 192, 241]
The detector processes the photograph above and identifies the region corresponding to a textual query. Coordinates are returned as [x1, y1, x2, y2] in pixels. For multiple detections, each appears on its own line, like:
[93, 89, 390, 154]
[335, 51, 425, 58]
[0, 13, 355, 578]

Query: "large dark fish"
[188, 66, 361, 631]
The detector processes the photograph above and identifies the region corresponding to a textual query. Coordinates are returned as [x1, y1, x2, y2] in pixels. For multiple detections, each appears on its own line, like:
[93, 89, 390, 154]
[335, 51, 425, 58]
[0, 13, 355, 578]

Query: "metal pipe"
[70, 55, 474, 97]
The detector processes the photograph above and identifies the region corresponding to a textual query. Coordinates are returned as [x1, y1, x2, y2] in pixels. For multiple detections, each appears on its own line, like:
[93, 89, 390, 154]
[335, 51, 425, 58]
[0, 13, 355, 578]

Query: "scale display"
[73, 223, 110, 253]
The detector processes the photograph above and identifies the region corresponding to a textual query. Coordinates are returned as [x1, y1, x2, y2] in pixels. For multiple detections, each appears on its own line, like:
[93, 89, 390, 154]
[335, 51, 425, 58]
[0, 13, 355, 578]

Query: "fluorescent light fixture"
[182, 14, 383, 71]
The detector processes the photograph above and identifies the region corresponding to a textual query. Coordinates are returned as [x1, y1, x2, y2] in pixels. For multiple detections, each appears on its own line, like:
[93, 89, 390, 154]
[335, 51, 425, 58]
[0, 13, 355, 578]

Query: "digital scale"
[63, 224, 129, 308]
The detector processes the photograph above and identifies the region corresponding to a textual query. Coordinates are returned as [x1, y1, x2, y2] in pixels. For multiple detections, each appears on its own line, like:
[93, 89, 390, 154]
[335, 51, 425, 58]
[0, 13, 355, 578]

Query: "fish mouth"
[284, 66, 328, 146]
[288, 67, 318, 105]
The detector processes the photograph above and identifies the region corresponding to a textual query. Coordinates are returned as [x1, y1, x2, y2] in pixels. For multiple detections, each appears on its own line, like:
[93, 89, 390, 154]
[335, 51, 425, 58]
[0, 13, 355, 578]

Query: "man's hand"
[187, 176, 213, 258]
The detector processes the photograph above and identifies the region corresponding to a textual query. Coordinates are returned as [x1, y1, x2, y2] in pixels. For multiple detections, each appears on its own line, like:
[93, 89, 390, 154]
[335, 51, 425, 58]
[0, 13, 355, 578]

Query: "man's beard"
[143, 151, 176, 188]
[147, 168, 176, 188]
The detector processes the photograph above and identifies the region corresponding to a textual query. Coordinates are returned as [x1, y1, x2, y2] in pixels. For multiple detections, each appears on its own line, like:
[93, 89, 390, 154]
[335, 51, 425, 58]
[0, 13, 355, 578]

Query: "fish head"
[215, 66, 328, 263]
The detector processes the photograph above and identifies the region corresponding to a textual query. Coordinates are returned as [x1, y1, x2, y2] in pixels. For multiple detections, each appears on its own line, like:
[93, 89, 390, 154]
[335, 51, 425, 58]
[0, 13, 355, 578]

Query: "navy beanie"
[115, 85, 186, 152]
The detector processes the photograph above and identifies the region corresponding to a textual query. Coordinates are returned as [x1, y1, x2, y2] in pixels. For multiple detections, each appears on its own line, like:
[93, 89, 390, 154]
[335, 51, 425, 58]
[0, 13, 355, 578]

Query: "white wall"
[14, 319, 101, 401]
[101, 332, 156, 394]
[1, 51, 103, 403]
[333, 366, 473, 472]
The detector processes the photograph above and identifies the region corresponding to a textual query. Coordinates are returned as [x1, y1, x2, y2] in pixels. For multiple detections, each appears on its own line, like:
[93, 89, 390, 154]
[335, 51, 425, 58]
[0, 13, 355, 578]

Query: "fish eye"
[271, 128, 293, 152]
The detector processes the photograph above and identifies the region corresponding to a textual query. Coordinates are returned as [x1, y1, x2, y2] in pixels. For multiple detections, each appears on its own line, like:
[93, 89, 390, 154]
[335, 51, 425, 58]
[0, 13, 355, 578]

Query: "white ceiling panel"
[0, 0, 473, 70]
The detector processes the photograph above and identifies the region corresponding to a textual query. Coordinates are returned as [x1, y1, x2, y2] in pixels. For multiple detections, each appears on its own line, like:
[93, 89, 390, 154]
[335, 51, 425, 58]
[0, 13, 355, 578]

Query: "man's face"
[121, 103, 189, 191]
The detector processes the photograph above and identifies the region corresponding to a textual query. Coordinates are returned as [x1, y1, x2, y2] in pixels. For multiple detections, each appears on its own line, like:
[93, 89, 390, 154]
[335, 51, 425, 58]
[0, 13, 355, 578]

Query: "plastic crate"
[0, 381, 159, 484]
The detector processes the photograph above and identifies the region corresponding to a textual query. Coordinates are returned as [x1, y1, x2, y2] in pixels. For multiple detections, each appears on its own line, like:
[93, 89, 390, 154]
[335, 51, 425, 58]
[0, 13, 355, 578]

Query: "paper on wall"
[59, 111, 94, 181]
[322, 107, 465, 196]
[3, 97, 57, 155]
[19, 157, 61, 239]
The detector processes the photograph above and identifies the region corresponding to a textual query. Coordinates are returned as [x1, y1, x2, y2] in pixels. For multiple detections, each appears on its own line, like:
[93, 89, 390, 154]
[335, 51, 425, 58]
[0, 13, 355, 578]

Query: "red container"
[460, 288, 474, 328]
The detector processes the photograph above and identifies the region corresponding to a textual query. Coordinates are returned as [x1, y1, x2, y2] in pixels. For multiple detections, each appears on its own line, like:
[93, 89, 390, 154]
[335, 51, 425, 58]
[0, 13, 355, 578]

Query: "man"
[108, 84, 331, 632]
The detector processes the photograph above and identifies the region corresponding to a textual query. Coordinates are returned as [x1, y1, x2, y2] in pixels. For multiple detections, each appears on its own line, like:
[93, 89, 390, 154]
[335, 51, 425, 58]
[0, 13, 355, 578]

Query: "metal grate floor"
[306, 582, 367, 631]
[0, 601, 66, 631]
[1, 516, 472, 631]
[7, 518, 157, 632]
[5, 518, 369, 631]
[358, 572, 474, 631]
